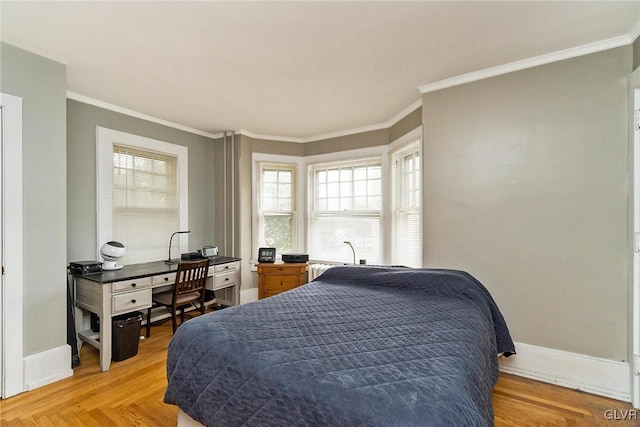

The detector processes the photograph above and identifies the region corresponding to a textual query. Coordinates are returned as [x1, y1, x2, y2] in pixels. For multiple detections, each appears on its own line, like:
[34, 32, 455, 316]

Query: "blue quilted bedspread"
[164, 266, 515, 426]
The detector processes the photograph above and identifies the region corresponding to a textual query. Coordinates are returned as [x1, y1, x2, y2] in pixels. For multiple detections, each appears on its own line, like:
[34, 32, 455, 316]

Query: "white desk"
[73, 257, 241, 371]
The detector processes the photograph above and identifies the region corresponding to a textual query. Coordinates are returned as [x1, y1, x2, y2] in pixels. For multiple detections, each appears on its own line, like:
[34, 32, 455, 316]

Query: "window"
[112, 145, 178, 264]
[309, 159, 382, 264]
[257, 163, 297, 254]
[97, 127, 188, 264]
[391, 140, 421, 267]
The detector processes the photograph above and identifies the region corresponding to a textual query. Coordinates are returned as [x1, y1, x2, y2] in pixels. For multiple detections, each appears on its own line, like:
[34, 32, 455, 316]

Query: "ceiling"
[1, 1, 639, 141]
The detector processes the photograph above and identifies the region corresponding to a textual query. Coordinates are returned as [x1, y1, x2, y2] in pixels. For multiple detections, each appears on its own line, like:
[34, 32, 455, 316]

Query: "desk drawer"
[112, 277, 151, 293]
[213, 270, 237, 290]
[215, 261, 239, 273]
[152, 273, 176, 287]
[263, 275, 300, 293]
[112, 289, 151, 314]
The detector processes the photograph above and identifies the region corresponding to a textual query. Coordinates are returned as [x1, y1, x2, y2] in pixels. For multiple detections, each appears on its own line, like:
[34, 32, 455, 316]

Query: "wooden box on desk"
[257, 262, 306, 299]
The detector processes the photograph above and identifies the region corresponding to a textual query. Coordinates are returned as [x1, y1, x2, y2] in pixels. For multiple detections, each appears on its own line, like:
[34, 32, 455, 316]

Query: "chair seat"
[153, 290, 201, 306]
[146, 259, 209, 338]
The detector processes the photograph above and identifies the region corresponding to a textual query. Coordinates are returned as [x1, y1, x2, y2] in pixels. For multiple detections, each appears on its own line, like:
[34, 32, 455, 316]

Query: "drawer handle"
[224, 266, 229, 270]
[280, 281, 283, 286]
[131, 283, 136, 288]
[131, 299, 136, 304]
[225, 278, 230, 282]
[164, 277, 169, 281]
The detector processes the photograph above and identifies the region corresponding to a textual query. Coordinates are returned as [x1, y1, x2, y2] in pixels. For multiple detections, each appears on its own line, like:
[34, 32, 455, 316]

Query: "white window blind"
[309, 160, 382, 264]
[258, 163, 296, 254]
[391, 140, 421, 267]
[113, 144, 179, 264]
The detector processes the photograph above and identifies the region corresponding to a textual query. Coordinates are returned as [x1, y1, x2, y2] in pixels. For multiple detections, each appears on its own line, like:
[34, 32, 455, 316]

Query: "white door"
[0, 102, 4, 396]
[0, 93, 24, 398]
[634, 88, 640, 409]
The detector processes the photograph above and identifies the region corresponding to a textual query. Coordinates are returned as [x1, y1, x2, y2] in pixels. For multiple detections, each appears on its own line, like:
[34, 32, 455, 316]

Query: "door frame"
[632, 80, 640, 408]
[0, 92, 24, 398]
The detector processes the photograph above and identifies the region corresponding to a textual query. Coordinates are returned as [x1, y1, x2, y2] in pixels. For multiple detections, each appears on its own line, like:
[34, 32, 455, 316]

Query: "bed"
[164, 265, 515, 427]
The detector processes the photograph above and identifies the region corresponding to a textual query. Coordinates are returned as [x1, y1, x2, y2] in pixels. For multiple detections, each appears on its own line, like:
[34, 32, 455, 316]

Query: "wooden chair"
[146, 259, 209, 337]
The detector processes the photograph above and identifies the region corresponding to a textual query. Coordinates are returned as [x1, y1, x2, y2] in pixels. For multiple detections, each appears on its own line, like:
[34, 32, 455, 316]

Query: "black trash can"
[112, 311, 143, 362]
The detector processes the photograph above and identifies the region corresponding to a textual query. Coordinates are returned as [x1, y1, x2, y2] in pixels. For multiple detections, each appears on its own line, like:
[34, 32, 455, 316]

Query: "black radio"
[181, 251, 204, 260]
[69, 261, 103, 275]
[282, 253, 309, 263]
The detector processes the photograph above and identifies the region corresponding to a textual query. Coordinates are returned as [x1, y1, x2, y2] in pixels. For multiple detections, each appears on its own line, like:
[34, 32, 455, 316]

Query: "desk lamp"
[165, 230, 191, 264]
[343, 241, 356, 265]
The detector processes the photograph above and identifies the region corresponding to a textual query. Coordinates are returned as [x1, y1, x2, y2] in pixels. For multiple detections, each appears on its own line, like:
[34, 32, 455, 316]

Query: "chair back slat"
[174, 259, 209, 297]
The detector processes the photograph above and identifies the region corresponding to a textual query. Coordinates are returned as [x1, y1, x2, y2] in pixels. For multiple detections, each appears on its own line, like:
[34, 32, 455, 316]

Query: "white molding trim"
[420, 34, 634, 94]
[67, 92, 224, 140]
[23, 345, 73, 391]
[500, 342, 631, 402]
[0, 92, 24, 398]
[304, 144, 386, 166]
[96, 126, 189, 260]
[629, 20, 640, 43]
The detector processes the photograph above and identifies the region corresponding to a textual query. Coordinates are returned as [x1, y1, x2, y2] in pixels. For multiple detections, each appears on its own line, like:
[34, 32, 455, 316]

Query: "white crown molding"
[630, 20, 640, 43]
[68, 91, 421, 145]
[420, 33, 634, 94]
[66, 92, 224, 140]
[237, 98, 423, 144]
[235, 129, 307, 144]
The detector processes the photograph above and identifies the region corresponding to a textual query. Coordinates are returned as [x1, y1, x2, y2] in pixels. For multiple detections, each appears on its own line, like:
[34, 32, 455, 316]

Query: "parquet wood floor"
[0, 316, 637, 426]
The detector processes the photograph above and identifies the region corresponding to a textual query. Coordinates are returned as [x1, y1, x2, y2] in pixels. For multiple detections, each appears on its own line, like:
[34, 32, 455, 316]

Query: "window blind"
[112, 144, 179, 264]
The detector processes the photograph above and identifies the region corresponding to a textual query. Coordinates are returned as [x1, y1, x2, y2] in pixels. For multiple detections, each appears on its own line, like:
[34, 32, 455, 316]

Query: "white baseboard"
[500, 341, 630, 402]
[240, 288, 258, 305]
[23, 345, 73, 391]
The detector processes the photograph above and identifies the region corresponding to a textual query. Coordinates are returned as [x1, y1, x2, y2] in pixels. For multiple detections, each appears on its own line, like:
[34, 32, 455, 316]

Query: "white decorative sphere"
[100, 241, 125, 270]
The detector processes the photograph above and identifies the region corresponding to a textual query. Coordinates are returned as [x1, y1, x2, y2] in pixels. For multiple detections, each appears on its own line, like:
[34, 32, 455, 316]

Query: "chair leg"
[171, 307, 178, 333]
[146, 307, 152, 338]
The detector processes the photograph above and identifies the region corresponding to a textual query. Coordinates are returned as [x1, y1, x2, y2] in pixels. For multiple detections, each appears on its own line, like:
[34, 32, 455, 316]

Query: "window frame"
[305, 146, 387, 264]
[251, 153, 304, 262]
[97, 127, 188, 261]
[390, 134, 422, 267]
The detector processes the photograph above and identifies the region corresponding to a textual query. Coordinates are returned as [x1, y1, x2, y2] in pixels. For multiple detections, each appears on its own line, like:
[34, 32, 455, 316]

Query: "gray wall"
[390, 107, 422, 142]
[422, 46, 631, 361]
[0, 42, 68, 356]
[303, 128, 389, 156]
[67, 100, 218, 262]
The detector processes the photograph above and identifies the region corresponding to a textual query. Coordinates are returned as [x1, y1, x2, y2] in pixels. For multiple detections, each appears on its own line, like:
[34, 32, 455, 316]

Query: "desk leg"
[100, 314, 111, 371]
[100, 290, 112, 372]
